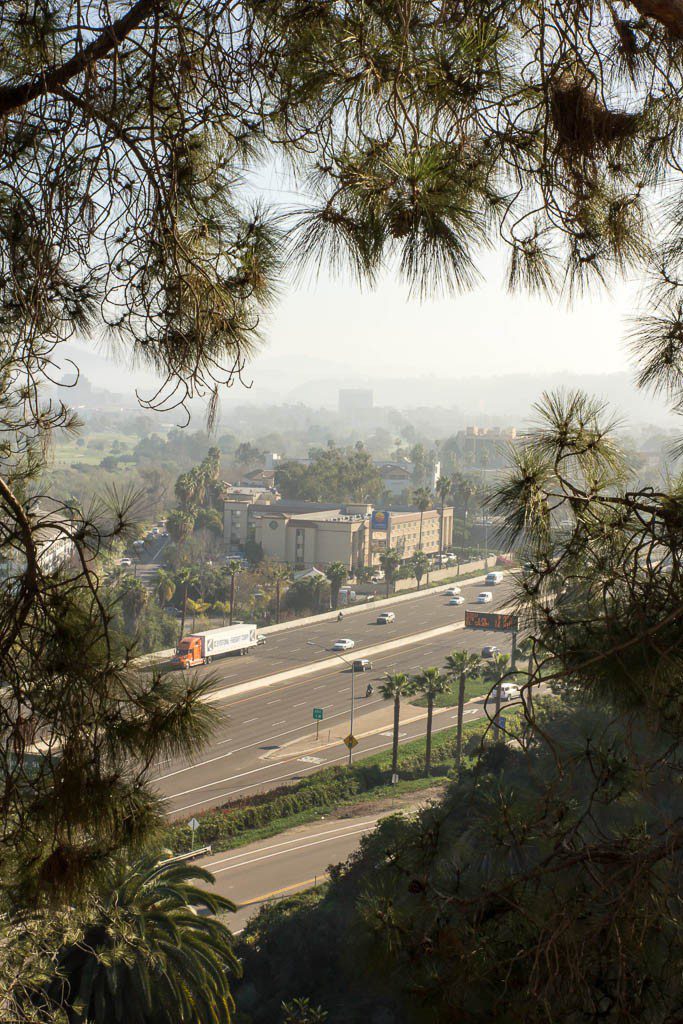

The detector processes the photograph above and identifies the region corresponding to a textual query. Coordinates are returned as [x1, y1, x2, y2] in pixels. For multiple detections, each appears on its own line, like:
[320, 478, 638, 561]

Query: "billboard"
[371, 510, 390, 531]
[465, 610, 519, 632]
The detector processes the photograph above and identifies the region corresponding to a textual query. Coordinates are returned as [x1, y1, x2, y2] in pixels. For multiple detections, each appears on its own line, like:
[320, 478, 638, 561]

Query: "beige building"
[379, 507, 454, 561]
[226, 498, 456, 571]
[255, 507, 371, 571]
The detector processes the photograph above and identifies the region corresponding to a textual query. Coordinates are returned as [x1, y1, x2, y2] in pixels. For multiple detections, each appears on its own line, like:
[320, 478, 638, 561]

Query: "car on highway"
[332, 638, 355, 651]
[376, 611, 395, 624]
[444, 586, 461, 596]
[476, 591, 493, 603]
[119, 557, 132, 566]
[490, 682, 520, 702]
[481, 644, 499, 658]
[256, 634, 266, 645]
[485, 571, 505, 585]
[448, 595, 465, 605]
[352, 658, 372, 672]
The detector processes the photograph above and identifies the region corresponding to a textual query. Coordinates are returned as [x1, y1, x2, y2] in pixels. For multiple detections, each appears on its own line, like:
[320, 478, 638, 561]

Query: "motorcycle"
[337, 611, 344, 621]
[365, 683, 374, 697]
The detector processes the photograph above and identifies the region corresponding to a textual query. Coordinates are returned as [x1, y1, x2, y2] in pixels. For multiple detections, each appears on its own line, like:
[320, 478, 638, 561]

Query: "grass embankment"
[410, 676, 490, 708]
[165, 713, 521, 857]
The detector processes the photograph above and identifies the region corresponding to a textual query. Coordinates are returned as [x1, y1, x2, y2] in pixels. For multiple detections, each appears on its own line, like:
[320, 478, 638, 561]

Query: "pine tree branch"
[630, 0, 683, 39]
[0, 0, 159, 117]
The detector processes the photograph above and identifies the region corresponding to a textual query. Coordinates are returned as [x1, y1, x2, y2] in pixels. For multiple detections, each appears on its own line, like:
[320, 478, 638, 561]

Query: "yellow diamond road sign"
[343, 734, 358, 750]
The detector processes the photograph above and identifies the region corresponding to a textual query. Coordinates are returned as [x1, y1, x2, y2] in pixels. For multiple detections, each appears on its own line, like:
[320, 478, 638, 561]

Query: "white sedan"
[445, 586, 461, 596]
[449, 595, 465, 606]
[119, 557, 133, 566]
[476, 591, 493, 603]
[332, 638, 355, 651]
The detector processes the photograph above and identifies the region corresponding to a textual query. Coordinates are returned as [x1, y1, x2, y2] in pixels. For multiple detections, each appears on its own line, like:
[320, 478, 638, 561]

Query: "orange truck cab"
[175, 636, 204, 669]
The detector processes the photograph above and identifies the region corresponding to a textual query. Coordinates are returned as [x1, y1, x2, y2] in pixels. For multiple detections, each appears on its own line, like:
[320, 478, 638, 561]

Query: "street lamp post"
[307, 641, 356, 766]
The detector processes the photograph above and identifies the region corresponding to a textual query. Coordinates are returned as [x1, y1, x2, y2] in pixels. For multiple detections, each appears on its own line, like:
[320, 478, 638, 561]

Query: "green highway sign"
[312, 707, 324, 721]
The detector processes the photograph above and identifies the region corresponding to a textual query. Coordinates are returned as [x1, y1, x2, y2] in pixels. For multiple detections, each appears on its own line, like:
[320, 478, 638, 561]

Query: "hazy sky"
[258, 253, 640, 379]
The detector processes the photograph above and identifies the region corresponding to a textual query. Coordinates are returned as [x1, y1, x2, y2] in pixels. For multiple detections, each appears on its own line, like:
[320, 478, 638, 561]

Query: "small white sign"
[391, 773, 399, 785]
[188, 817, 200, 832]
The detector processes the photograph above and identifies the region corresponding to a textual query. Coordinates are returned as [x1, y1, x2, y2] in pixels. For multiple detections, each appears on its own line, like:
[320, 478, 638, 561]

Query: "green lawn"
[410, 674, 491, 708]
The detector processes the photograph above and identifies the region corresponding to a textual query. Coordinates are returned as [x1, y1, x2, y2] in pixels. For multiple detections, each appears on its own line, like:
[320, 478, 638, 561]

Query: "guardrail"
[161, 845, 212, 864]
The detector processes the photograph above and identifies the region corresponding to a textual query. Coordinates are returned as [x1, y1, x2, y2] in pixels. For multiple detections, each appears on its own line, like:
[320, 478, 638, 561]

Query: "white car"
[491, 683, 520, 703]
[119, 557, 133, 566]
[449, 595, 465, 606]
[444, 586, 461, 596]
[476, 591, 493, 603]
[332, 638, 355, 651]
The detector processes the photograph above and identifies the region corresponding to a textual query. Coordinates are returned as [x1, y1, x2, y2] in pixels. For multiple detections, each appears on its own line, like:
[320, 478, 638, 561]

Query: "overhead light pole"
[307, 640, 356, 766]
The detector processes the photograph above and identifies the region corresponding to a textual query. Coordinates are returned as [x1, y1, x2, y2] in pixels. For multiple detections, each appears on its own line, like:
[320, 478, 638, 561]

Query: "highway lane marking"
[292, 702, 306, 707]
[237, 877, 320, 909]
[203, 818, 383, 870]
[202, 608, 512, 712]
[208, 824, 375, 876]
[243, 717, 259, 724]
[156, 700, 388, 783]
[205, 617, 492, 705]
[272, 720, 286, 726]
[216, 737, 233, 745]
[168, 709, 488, 813]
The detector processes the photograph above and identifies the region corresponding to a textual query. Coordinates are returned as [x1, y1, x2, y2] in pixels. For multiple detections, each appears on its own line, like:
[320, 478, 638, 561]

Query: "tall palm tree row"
[379, 672, 417, 778]
[444, 650, 482, 768]
[30, 854, 240, 1024]
[413, 667, 450, 775]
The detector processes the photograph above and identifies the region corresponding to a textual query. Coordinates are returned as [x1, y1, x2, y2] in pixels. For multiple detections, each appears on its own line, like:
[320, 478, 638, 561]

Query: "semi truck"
[172, 623, 258, 668]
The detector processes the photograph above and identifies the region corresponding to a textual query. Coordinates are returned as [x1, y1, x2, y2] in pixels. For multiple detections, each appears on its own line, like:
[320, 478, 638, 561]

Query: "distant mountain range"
[52, 342, 676, 427]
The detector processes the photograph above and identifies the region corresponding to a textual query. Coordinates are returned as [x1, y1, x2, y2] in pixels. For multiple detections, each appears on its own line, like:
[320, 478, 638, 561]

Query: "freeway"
[153, 575, 517, 816]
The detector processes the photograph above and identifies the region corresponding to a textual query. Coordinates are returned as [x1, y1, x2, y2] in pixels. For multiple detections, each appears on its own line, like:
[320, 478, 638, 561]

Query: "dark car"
[481, 645, 499, 658]
[352, 658, 373, 672]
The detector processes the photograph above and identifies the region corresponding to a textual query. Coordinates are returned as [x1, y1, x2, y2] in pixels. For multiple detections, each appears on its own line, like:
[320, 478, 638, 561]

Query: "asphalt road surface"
[153, 576, 517, 817]
[200, 813, 386, 932]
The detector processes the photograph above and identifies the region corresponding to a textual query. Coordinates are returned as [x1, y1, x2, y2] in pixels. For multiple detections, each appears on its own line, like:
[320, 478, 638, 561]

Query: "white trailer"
[173, 623, 258, 668]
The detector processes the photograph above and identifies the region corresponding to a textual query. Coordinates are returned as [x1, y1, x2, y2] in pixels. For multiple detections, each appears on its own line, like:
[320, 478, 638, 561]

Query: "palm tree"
[176, 567, 199, 642]
[325, 561, 348, 610]
[445, 650, 481, 768]
[482, 652, 511, 742]
[212, 599, 231, 625]
[268, 562, 292, 623]
[225, 559, 243, 625]
[379, 547, 401, 597]
[452, 475, 477, 561]
[411, 550, 430, 591]
[379, 672, 417, 779]
[435, 475, 452, 568]
[413, 666, 449, 775]
[187, 597, 210, 632]
[155, 568, 176, 608]
[119, 577, 149, 636]
[413, 486, 432, 551]
[34, 853, 240, 1024]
